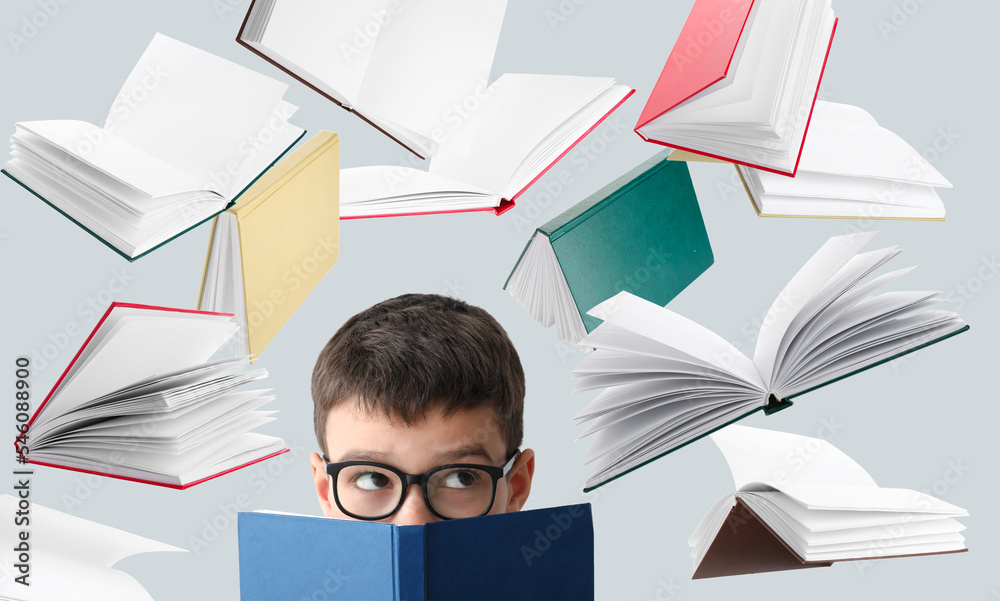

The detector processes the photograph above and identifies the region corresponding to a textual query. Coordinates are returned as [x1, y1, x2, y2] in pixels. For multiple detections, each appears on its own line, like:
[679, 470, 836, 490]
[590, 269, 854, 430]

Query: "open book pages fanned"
[571, 232, 968, 491]
[16, 303, 288, 489]
[238, 0, 507, 159]
[736, 102, 952, 219]
[635, 0, 837, 176]
[690, 426, 968, 579]
[3, 33, 304, 260]
[0, 495, 184, 601]
[504, 154, 713, 347]
[340, 74, 633, 217]
[199, 131, 339, 360]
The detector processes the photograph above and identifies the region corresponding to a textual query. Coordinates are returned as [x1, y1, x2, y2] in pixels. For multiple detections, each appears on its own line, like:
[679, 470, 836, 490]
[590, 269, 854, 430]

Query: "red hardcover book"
[14, 303, 288, 490]
[340, 77, 635, 219]
[635, 0, 838, 176]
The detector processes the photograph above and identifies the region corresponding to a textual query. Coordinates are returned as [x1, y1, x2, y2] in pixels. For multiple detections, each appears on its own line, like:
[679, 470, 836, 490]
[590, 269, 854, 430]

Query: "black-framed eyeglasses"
[324, 451, 521, 521]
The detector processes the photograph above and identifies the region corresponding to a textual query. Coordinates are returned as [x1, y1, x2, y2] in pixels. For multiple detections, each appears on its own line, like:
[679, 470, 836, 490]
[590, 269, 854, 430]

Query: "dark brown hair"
[311, 294, 525, 459]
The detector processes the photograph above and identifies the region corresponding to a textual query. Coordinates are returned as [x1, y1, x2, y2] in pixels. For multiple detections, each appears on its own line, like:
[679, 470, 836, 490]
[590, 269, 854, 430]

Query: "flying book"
[341, 73, 633, 218]
[199, 131, 339, 360]
[2, 33, 305, 260]
[505, 153, 713, 346]
[572, 232, 968, 491]
[690, 426, 969, 579]
[0, 494, 184, 600]
[238, 504, 594, 600]
[674, 102, 953, 219]
[237, 0, 507, 159]
[635, 0, 837, 176]
[15, 303, 288, 489]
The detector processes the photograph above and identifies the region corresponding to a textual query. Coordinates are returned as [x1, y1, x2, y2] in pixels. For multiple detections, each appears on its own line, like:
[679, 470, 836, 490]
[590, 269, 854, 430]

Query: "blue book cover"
[238, 504, 594, 601]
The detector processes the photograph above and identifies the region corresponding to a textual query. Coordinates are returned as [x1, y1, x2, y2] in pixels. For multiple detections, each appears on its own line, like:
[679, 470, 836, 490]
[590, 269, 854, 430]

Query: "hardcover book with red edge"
[635, 0, 838, 176]
[339, 75, 634, 219]
[14, 302, 288, 490]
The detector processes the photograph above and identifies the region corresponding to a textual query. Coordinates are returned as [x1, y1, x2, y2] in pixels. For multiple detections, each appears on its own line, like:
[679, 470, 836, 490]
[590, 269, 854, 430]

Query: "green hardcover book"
[2, 33, 304, 261]
[571, 232, 969, 492]
[504, 152, 713, 345]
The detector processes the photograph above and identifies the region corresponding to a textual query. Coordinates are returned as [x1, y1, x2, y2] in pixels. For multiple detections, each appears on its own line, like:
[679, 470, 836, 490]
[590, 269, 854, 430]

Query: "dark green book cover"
[508, 151, 713, 333]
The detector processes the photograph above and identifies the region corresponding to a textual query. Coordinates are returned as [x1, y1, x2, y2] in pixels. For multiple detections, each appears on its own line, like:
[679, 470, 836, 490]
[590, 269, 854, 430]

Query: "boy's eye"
[353, 471, 392, 491]
[438, 469, 481, 489]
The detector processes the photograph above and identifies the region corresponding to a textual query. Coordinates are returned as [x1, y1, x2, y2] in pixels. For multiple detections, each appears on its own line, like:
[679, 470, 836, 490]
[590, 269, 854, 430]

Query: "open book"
[505, 154, 713, 346]
[341, 74, 633, 217]
[735, 102, 952, 219]
[0, 495, 184, 600]
[15, 303, 288, 489]
[239, 505, 594, 600]
[635, 0, 837, 176]
[199, 131, 339, 360]
[2, 33, 304, 260]
[572, 232, 968, 491]
[238, 0, 506, 159]
[690, 426, 968, 578]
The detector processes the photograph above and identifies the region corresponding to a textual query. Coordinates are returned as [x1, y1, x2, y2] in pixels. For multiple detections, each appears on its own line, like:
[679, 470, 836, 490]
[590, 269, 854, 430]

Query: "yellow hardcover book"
[199, 131, 340, 360]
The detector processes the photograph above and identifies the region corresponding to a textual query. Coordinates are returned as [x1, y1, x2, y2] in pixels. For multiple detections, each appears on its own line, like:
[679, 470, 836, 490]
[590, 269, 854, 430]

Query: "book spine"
[395, 526, 426, 601]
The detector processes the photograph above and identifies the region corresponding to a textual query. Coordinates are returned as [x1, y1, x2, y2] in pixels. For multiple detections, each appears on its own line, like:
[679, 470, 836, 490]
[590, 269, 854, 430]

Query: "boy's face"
[310, 399, 534, 525]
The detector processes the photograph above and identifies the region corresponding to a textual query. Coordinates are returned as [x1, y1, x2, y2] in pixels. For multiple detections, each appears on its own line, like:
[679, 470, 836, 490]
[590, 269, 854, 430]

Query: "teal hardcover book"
[505, 152, 713, 345]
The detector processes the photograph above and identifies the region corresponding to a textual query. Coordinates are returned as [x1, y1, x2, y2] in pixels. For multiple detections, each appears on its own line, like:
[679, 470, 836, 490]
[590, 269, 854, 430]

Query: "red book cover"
[14, 302, 289, 490]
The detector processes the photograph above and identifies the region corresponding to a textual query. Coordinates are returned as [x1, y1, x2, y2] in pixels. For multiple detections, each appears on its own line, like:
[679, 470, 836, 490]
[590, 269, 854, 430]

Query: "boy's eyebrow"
[435, 444, 496, 465]
[336, 450, 395, 463]
[334, 445, 498, 466]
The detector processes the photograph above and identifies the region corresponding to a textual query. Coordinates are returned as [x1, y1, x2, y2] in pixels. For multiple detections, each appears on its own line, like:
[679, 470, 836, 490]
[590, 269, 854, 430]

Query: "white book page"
[15, 121, 206, 198]
[259, 0, 388, 105]
[754, 232, 876, 386]
[355, 0, 507, 145]
[584, 292, 763, 389]
[429, 74, 614, 194]
[0, 495, 182, 601]
[781, 102, 952, 187]
[102, 34, 292, 193]
[33, 308, 238, 429]
[711, 426, 878, 491]
[653, 0, 796, 126]
[776, 485, 967, 515]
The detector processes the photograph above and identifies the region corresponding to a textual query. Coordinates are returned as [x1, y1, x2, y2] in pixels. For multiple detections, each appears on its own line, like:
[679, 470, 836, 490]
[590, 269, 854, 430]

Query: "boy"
[309, 293, 535, 525]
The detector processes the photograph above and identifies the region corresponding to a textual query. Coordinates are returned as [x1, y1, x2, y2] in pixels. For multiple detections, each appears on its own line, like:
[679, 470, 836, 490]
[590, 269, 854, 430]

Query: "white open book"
[736, 102, 952, 219]
[238, 0, 507, 158]
[0, 495, 184, 600]
[572, 232, 968, 491]
[636, 0, 837, 175]
[340, 74, 633, 217]
[3, 33, 304, 260]
[18, 303, 287, 488]
[689, 426, 968, 579]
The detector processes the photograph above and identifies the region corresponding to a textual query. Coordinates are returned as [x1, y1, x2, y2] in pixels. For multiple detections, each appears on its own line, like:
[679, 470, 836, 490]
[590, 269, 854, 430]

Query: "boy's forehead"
[323, 398, 506, 467]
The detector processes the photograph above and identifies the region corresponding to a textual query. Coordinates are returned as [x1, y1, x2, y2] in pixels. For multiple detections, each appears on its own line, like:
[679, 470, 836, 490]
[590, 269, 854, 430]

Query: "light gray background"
[1, 1, 997, 599]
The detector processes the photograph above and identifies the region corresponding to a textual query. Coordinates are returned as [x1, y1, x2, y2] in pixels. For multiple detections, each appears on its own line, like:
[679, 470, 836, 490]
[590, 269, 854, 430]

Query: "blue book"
[238, 504, 594, 601]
